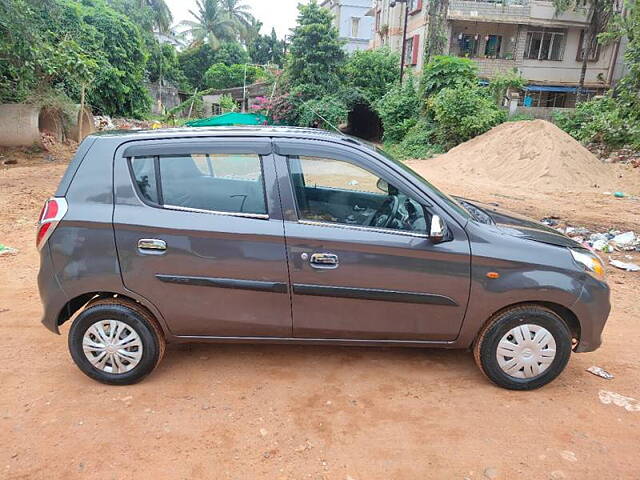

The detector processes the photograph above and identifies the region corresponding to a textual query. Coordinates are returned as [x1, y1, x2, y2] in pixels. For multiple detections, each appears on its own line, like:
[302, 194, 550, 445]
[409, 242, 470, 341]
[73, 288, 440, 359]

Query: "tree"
[204, 63, 264, 89]
[554, 0, 615, 102]
[286, 0, 345, 96]
[248, 27, 285, 66]
[180, 0, 236, 48]
[424, 0, 450, 63]
[420, 56, 478, 99]
[344, 48, 400, 103]
[140, 0, 172, 33]
[374, 77, 421, 142]
[220, 0, 254, 36]
[178, 42, 249, 88]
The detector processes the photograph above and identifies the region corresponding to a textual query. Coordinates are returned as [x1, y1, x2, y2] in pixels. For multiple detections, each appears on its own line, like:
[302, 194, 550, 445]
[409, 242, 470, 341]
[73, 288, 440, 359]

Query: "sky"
[165, 0, 310, 39]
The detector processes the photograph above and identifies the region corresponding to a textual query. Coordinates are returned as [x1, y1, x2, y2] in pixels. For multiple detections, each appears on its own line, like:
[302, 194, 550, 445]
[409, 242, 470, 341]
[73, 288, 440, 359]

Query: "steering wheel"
[369, 195, 400, 229]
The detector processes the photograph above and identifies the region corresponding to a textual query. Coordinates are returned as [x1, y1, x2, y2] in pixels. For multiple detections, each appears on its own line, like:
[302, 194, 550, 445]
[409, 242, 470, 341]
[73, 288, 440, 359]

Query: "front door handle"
[309, 253, 339, 269]
[138, 238, 167, 252]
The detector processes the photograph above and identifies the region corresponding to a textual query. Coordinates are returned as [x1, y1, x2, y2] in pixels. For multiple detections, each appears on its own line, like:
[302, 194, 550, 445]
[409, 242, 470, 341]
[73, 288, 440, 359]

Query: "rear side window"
[131, 157, 159, 204]
[129, 153, 267, 216]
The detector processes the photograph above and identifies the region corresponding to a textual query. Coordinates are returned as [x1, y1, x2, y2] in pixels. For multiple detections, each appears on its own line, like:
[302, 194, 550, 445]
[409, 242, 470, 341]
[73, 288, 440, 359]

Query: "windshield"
[375, 146, 472, 220]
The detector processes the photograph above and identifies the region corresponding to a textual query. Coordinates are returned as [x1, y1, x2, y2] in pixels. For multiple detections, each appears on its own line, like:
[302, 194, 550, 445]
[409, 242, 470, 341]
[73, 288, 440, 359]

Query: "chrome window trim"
[164, 204, 269, 220]
[298, 219, 429, 238]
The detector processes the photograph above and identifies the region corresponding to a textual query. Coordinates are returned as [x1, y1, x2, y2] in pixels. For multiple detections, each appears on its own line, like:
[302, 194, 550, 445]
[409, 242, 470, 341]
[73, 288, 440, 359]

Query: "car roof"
[90, 125, 369, 148]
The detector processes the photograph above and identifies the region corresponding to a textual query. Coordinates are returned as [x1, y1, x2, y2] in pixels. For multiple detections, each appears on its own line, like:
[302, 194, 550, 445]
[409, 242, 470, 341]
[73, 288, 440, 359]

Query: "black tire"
[473, 305, 572, 390]
[68, 298, 166, 385]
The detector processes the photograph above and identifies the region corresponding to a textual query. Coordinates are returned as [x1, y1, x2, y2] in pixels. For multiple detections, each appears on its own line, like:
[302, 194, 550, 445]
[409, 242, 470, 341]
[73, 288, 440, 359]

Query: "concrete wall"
[145, 82, 182, 115]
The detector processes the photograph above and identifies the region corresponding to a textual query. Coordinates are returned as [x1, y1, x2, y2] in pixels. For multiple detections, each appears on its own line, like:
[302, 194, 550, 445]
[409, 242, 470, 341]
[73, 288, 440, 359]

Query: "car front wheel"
[68, 298, 166, 385]
[473, 305, 572, 390]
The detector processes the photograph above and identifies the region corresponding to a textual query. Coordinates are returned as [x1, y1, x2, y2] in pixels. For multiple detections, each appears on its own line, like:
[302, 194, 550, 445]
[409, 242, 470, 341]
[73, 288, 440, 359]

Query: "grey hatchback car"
[37, 127, 610, 389]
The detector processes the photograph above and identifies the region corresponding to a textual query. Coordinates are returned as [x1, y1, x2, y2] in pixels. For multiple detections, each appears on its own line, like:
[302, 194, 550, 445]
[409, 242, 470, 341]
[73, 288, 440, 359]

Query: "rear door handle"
[309, 253, 339, 269]
[138, 239, 167, 252]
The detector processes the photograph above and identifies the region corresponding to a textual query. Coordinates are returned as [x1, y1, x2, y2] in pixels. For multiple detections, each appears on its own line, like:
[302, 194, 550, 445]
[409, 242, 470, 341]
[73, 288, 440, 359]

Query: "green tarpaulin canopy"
[186, 112, 268, 127]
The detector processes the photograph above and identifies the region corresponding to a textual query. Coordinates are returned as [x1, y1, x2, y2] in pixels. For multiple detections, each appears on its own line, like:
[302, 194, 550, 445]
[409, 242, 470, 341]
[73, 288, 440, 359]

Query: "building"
[368, 0, 625, 107]
[321, 0, 375, 53]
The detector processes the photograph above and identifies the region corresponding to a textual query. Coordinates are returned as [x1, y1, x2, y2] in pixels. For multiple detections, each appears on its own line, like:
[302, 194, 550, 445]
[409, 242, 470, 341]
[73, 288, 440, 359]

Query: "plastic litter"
[586, 366, 614, 380]
[612, 231, 638, 250]
[614, 192, 625, 198]
[609, 259, 640, 272]
[0, 244, 18, 256]
[592, 239, 614, 253]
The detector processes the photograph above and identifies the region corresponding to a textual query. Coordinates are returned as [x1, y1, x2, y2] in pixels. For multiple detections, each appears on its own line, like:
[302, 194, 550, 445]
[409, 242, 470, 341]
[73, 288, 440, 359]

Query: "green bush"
[429, 86, 506, 149]
[420, 56, 478, 99]
[344, 47, 400, 104]
[297, 95, 348, 129]
[554, 96, 640, 147]
[374, 77, 420, 143]
[487, 69, 525, 105]
[384, 119, 442, 160]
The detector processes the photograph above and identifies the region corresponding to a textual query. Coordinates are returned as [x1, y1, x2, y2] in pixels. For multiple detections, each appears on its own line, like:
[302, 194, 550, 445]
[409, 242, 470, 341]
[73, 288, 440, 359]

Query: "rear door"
[273, 140, 471, 341]
[113, 137, 292, 337]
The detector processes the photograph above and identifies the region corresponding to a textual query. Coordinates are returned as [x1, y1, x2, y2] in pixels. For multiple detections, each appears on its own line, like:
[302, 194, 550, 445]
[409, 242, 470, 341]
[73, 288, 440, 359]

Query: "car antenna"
[299, 99, 343, 135]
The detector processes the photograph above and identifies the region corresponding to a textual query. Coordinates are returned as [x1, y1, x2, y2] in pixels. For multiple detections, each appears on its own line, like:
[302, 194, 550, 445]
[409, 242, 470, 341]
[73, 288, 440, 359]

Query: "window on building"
[408, 0, 423, 12]
[484, 35, 502, 57]
[457, 34, 479, 58]
[404, 35, 419, 65]
[351, 17, 360, 38]
[524, 30, 565, 60]
[577, 29, 600, 62]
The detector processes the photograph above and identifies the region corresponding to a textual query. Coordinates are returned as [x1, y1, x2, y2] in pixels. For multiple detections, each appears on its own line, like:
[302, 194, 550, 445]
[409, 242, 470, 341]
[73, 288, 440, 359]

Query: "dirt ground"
[1, 147, 639, 480]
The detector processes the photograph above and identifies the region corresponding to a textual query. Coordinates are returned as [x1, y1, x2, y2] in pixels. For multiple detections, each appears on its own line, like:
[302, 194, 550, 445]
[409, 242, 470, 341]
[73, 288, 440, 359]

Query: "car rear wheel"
[473, 305, 572, 390]
[68, 298, 166, 385]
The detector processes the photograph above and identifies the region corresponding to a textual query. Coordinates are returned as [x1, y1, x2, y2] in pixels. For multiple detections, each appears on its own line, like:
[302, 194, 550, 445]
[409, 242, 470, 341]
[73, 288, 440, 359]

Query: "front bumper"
[571, 276, 611, 352]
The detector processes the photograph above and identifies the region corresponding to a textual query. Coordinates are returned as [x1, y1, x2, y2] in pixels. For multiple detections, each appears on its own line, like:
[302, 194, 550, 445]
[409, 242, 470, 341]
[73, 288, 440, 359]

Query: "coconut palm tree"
[179, 0, 236, 48]
[221, 0, 255, 32]
[140, 0, 173, 34]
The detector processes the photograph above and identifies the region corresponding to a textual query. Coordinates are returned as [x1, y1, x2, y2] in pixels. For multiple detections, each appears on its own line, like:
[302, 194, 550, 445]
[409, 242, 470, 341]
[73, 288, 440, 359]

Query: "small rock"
[484, 468, 499, 479]
[260, 428, 268, 437]
[560, 450, 577, 462]
[120, 396, 132, 402]
[199, 356, 209, 360]
[550, 471, 566, 480]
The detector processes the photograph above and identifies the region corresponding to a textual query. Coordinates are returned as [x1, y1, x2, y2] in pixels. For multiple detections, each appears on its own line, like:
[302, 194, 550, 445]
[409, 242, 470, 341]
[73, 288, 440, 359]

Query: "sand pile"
[426, 120, 615, 192]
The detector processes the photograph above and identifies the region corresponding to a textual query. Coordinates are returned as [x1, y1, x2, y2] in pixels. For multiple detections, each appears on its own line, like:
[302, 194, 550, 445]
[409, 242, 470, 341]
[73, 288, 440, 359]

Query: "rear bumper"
[572, 276, 611, 353]
[37, 245, 66, 335]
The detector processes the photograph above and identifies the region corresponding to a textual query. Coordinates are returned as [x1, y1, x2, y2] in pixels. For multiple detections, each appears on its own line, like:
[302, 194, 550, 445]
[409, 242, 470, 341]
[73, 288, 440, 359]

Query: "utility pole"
[391, 0, 410, 83]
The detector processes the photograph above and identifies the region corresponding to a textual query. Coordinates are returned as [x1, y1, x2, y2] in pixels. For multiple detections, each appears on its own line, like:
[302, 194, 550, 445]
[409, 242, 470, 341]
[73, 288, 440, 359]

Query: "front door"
[113, 137, 291, 337]
[274, 141, 471, 341]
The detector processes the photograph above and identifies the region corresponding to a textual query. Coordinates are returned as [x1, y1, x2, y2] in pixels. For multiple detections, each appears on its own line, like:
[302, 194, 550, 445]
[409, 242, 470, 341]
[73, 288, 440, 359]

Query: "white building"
[321, 0, 375, 53]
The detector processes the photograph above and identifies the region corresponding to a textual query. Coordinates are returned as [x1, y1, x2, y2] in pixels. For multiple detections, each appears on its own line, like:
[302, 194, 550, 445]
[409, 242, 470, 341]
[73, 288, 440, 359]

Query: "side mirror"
[376, 178, 389, 194]
[430, 215, 447, 243]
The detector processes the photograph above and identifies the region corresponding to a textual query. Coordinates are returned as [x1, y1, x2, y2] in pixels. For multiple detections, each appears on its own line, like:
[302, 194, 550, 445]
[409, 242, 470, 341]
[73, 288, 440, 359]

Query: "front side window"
[130, 153, 267, 216]
[484, 35, 502, 57]
[288, 155, 430, 234]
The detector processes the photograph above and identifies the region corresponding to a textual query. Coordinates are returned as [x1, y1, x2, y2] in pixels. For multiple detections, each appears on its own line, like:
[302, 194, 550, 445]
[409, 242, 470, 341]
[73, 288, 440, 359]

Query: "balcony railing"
[448, 0, 531, 21]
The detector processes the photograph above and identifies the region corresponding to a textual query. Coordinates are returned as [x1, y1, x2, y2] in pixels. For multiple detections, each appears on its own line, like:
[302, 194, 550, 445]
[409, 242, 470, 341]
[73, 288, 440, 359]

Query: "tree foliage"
[178, 42, 250, 89]
[0, 0, 151, 117]
[374, 77, 421, 143]
[429, 86, 506, 149]
[180, 0, 237, 48]
[420, 55, 478, 99]
[248, 27, 285, 66]
[286, 1, 345, 97]
[204, 63, 265, 89]
[344, 48, 400, 104]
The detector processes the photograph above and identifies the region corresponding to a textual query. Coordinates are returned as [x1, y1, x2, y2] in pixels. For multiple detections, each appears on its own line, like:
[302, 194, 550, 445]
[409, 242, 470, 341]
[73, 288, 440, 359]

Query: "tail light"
[36, 197, 68, 250]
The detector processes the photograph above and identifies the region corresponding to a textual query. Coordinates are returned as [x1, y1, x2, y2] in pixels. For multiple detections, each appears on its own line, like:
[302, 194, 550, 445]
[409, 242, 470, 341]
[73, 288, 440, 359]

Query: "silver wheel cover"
[496, 324, 557, 379]
[82, 320, 143, 374]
